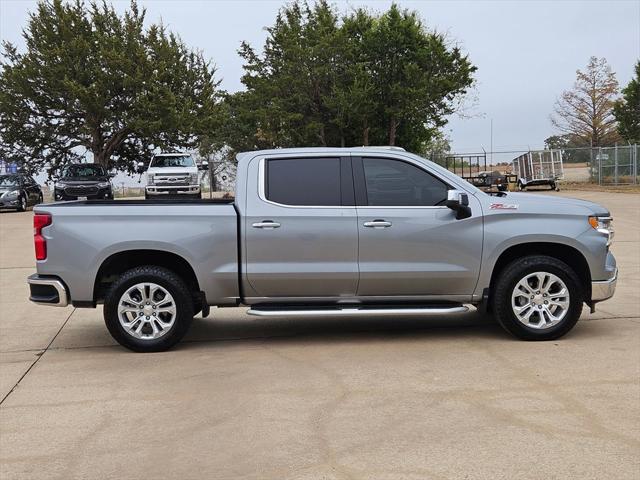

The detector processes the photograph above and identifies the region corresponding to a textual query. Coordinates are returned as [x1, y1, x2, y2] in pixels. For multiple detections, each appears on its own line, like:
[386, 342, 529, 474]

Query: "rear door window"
[265, 158, 341, 206]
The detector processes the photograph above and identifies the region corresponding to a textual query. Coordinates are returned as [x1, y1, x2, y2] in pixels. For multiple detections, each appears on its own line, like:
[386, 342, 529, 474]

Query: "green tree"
[0, 0, 222, 174]
[613, 61, 640, 143]
[419, 129, 451, 158]
[551, 57, 621, 147]
[232, 1, 475, 153]
[363, 5, 475, 148]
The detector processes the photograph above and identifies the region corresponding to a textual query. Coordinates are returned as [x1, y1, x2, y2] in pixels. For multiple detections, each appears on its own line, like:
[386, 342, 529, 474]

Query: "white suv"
[143, 153, 201, 199]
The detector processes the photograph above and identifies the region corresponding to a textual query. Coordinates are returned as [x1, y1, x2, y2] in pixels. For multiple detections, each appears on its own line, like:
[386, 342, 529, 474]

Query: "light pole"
[490, 118, 493, 166]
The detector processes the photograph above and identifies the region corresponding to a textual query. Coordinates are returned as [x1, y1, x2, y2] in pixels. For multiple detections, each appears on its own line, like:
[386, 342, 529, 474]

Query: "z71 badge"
[490, 203, 519, 210]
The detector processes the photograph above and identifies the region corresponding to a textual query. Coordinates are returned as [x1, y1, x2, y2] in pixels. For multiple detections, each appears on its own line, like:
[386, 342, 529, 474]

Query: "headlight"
[4, 190, 19, 198]
[589, 216, 614, 246]
[190, 173, 198, 184]
[97, 182, 110, 189]
[147, 174, 155, 185]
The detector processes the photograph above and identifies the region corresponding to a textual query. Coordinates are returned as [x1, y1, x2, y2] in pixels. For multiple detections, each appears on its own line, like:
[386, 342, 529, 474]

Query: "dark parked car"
[0, 174, 43, 211]
[54, 164, 114, 201]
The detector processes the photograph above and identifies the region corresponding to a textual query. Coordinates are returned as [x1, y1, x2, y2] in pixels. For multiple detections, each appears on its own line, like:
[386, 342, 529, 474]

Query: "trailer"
[512, 150, 563, 191]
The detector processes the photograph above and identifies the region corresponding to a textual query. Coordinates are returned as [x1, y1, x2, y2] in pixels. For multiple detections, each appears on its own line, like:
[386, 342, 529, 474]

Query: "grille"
[155, 174, 190, 186]
[65, 186, 98, 196]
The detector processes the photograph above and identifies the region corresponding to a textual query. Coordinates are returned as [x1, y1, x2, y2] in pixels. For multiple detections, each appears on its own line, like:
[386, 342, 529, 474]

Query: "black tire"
[16, 194, 27, 212]
[104, 265, 194, 352]
[517, 181, 525, 191]
[492, 255, 583, 341]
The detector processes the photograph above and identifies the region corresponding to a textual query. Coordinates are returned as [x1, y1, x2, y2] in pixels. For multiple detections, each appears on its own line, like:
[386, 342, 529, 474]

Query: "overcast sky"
[1, 0, 639, 161]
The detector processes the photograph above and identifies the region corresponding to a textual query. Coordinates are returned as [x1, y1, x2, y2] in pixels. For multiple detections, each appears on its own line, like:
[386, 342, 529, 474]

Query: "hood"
[0, 186, 18, 194]
[147, 166, 197, 175]
[58, 176, 109, 184]
[488, 192, 609, 216]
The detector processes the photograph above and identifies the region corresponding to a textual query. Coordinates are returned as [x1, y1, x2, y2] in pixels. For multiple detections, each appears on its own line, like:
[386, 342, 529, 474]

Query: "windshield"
[0, 175, 19, 187]
[61, 164, 106, 178]
[150, 155, 195, 168]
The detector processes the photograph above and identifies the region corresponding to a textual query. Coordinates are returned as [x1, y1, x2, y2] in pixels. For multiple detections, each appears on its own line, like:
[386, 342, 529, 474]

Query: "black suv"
[0, 174, 44, 211]
[54, 164, 114, 201]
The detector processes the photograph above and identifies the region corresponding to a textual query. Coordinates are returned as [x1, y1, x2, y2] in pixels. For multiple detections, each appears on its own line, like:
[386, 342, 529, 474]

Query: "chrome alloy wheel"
[117, 282, 177, 340]
[511, 272, 570, 329]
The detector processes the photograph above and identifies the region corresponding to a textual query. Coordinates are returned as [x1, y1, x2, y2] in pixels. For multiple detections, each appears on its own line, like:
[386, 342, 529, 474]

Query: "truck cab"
[143, 153, 201, 199]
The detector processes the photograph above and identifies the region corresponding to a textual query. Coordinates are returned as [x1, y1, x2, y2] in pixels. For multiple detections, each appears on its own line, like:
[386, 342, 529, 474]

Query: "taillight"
[34, 213, 52, 261]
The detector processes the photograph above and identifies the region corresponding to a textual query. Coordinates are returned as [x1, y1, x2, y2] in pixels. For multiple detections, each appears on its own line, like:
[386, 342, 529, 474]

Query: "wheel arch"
[93, 249, 201, 303]
[488, 242, 591, 306]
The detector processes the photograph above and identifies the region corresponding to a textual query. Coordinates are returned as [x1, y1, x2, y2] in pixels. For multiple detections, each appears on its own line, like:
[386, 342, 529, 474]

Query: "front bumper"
[591, 268, 618, 302]
[54, 188, 112, 201]
[27, 274, 69, 307]
[146, 185, 200, 195]
[0, 197, 19, 208]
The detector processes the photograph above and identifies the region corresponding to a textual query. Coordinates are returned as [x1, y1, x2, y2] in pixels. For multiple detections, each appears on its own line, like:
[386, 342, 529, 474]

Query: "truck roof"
[237, 146, 406, 162]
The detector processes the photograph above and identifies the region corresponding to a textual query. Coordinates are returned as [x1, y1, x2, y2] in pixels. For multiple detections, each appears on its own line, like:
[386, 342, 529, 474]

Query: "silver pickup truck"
[28, 147, 617, 352]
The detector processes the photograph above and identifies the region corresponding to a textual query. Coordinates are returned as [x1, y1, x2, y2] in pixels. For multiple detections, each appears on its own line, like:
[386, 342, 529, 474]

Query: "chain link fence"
[590, 145, 638, 185]
[558, 145, 638, 185]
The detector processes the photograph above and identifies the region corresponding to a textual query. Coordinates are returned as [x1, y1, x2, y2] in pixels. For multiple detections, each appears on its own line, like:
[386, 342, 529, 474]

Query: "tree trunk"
[93, 149, 108, 167]
[211, 169, 218, 193]
[318, 124, 327, 147]
[388, 118, 397, 146]
[95, 127, 130, 167]
[363, 126, 369, 146]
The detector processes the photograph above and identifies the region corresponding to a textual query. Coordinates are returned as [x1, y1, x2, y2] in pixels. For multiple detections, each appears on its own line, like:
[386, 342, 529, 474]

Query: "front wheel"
[16, 194, 27, 212]
[104, 266, 194, 352]
[492, 255, 583, 340]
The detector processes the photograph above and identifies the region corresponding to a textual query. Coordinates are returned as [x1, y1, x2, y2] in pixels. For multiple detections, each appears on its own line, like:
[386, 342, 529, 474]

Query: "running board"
[247, 305, 468, 317]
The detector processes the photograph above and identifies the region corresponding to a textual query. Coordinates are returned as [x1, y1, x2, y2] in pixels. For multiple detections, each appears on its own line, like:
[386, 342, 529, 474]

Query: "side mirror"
[445, 189, 471, 220]
[136, 161, 147, 173]
[199, 160, 209, 171]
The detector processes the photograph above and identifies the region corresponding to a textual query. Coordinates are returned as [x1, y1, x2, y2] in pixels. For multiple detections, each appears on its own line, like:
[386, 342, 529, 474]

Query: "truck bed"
[34, 200, 240, 306]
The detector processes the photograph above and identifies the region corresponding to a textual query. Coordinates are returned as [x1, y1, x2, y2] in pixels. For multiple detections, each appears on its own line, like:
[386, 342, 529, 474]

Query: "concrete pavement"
[0, 190, 638, 479]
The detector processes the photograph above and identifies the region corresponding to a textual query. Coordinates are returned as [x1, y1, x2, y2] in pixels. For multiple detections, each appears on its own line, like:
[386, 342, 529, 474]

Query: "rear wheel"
[492, 255, 583, 340]
[104, 266, 194, 352]
[517, 181, 526, 191]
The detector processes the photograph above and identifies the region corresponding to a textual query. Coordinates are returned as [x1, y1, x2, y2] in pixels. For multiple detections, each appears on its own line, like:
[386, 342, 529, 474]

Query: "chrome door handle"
[363, 220, 392, 228]
[252, 221, 281, 229]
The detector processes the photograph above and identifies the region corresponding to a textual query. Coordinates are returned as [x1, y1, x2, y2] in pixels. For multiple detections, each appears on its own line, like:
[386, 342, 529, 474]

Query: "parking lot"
[0, 190, 638, 479]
